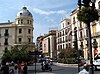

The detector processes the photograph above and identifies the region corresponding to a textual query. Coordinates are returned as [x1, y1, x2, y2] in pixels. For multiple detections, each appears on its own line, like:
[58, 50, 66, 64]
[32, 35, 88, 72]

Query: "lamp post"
[74, 27, 80, 72]
[87, 18, 94, 74]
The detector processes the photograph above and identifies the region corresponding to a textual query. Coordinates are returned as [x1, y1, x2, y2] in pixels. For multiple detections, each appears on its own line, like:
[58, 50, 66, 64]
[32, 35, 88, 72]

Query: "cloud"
[32, 8, 66, 15]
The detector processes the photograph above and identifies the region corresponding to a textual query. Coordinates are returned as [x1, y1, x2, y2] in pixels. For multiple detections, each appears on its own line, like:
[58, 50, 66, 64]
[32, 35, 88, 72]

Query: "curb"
[54, 62, 78, 67]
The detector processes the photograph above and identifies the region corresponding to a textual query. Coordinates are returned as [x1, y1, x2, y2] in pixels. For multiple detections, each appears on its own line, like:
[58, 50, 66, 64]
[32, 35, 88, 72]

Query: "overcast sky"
[0, 0, 78, 42]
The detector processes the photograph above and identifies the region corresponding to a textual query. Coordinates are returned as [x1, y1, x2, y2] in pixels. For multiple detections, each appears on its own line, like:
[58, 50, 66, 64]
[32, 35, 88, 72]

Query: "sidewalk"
[54, 62, 78, 67]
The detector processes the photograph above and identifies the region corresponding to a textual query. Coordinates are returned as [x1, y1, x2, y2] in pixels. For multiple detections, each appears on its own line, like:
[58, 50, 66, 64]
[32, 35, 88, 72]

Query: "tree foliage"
[77, 7, 99, 23]
[58, 48, 77, 64]
[2, 46, 32, 63]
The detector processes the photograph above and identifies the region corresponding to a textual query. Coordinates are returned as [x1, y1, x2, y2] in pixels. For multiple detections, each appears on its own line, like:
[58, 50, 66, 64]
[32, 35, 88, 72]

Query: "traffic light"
[82, 0, 91, 6]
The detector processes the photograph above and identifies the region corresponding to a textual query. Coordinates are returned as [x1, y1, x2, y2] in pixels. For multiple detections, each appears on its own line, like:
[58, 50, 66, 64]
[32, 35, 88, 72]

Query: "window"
[19, 29, 22, 34]
[86, 29, 88, 37]
[63, 23, 64, 28]
[27, 20, 29, 24]
[66, 44, 68, 48]
[30, 20, 32, 24]
[28, 38, 31, 42]
[68, 22, 70, 25]
[58, 33, 59, 37]
[28, 29, 31, 34]
[18, 20, 20, 24]
[60, 32, 61, 36]
[63, 37, 64, 42]
[63, 31, 64, 35]
[63, 44, 64, 49]
[65, 29, 68, 34]
[80, 31, 82, 38]
[21, 19, 23, 24]
[4, 29, 9, 36]
[19, 38, 22, 43]
[4, 38, 8, 45]
[5, 29, 8, 34]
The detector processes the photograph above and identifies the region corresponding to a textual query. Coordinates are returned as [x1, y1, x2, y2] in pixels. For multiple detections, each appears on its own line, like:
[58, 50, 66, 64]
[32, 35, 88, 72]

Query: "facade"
[0, 7, 34, 58]
[70, 0, 100, 59]
[36, 36, 43, 52]
[56, 18, 72, 56]
[42, 30, 57, 59]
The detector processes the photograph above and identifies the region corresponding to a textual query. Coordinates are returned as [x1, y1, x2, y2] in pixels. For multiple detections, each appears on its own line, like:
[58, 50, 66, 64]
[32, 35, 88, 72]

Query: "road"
[27, 63, 100, 74]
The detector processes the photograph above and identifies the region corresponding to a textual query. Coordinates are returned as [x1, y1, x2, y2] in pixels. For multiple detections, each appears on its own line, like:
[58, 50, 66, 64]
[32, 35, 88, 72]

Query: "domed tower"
[15, 7, 34, 51]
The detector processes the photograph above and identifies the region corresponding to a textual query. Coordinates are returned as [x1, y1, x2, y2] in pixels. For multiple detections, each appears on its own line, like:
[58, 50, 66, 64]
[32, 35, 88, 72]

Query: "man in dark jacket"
[23, 63, 27, 74]
[1, 62, 9, 74]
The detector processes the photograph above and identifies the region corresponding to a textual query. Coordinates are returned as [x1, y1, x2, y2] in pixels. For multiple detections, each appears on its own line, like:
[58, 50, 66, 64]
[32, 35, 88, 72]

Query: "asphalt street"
[27, 63, 100, 74]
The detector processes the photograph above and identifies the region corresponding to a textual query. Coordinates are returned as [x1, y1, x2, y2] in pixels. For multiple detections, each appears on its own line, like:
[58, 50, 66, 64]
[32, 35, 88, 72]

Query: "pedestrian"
[79, 64, 89, 74]
[9, 62, 15, 74]
[23, 62, 28, 74]
[1, 62, 9, 74]
[14, 64, 18, 74]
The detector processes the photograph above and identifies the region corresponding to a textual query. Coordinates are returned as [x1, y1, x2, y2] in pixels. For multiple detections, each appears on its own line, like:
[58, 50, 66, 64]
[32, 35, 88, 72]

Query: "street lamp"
[74, 27, 80, 72]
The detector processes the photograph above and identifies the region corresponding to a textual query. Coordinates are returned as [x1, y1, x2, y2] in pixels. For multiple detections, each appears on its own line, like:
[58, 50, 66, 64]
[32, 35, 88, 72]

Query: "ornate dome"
[16, 7, 32, 17]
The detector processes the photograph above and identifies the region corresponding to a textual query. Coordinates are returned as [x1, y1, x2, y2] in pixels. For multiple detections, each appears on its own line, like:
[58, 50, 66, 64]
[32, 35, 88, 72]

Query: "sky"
[0, 0, 78, 42]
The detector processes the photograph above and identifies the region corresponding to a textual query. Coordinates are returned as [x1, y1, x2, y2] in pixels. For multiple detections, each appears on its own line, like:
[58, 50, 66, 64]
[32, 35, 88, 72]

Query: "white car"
[93, 53, 100, 70]
[93, 59, 100, 70]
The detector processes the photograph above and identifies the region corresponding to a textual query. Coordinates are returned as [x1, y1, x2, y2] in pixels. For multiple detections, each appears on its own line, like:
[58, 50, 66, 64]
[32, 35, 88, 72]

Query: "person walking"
[1, 62, 9, 74]
[23, 62, 28, 74]
[79, 64, 89, 74]
[14, 64, 18, 74]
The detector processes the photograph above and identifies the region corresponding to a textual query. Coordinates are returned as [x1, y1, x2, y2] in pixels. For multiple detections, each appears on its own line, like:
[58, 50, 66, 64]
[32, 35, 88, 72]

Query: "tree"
[58, 48, 77, 64]
[2, 49, 12, 63]
[2, 46, 32, 63]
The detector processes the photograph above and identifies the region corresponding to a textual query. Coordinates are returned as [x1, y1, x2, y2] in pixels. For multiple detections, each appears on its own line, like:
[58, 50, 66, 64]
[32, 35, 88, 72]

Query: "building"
[70, 0, 100, 59]
[41, 30, 57, 59]
[56, 18, 72, 56]
[36, 35, 43, 52]
[0, 7, 35, 59]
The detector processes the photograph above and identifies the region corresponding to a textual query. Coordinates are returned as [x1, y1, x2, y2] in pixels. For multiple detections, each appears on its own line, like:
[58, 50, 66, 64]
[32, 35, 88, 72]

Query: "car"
[93, 59, 100, 70]
[93, 53, 100, 70]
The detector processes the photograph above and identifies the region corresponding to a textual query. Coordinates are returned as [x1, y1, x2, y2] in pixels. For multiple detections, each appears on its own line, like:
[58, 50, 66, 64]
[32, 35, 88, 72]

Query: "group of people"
[0, 61, 28, 74]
